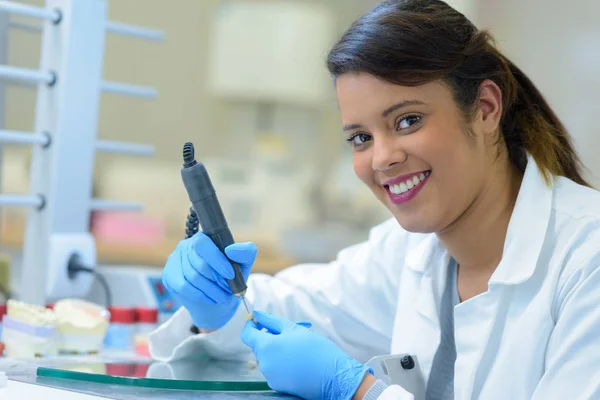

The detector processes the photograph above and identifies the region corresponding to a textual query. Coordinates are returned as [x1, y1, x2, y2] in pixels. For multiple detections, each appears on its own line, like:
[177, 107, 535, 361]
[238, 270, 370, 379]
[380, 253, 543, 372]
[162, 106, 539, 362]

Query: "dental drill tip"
[241, 295, 257, 324]
[241, 295, 251, 313]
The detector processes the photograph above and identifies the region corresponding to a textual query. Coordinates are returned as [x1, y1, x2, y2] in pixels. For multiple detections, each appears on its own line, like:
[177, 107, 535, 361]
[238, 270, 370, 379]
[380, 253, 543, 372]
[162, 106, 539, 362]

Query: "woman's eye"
[396, 115, 422, 131]
[347, 133, 371, 148]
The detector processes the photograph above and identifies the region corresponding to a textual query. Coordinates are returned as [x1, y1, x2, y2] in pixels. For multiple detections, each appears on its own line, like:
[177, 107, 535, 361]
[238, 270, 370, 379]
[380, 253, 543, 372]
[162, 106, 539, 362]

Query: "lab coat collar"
[489, 154, 552, 285]
[405, 227, 450, 325]
[406, 154, 552, 286]
[405, 233, 444, 273]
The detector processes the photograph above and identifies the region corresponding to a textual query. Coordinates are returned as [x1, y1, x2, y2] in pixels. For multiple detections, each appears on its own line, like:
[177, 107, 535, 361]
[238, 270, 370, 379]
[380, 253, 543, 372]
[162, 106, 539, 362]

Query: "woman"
[150, 1, 600, 399]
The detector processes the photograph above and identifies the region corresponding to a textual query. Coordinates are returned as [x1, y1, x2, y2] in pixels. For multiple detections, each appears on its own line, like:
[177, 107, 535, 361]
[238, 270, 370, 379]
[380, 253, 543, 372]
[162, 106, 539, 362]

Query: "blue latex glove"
[241, 311, 372, 400]
[162, 232, 257, 330]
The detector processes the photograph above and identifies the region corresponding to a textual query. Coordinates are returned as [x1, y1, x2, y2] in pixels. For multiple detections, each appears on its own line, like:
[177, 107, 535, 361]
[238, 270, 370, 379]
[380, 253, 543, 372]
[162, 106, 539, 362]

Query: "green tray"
[37, 361, 272, 392]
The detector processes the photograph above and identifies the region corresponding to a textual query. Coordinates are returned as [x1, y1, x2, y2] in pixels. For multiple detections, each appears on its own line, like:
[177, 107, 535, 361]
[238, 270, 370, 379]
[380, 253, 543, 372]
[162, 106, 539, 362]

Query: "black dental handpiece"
[180, 142, 252, 315]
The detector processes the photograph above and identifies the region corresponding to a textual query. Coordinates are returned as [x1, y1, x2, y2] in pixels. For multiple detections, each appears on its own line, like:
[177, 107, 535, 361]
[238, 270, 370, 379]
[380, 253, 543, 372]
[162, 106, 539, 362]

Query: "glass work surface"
[36, 358, 272, 392]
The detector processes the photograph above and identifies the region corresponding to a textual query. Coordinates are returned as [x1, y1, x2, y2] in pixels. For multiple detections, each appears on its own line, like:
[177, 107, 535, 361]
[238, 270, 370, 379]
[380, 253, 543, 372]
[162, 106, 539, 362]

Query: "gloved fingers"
[181, 260, 232, 304]
[163, 251, 192, 295]
[252, 311, 297, 335]
[165, 272, 229, 308]
[162, 259, 209, 304]
[191, 233, 236, 280]
[187, 244, 234, 293]
[241, 319, 269, 351]
[256, 319, 312, 332]
[178, 281, 218, 305]
[224, 242, 258, 269]
[240, 262, 253, 282]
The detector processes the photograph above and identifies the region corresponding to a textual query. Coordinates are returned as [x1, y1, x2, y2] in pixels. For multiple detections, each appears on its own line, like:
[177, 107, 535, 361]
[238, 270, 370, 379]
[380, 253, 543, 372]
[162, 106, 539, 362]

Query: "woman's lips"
[385, 170, 431, 205]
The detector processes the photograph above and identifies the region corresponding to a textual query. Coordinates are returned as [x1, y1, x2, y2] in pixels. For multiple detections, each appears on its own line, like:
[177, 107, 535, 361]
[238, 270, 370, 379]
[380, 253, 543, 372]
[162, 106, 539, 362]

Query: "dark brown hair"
[327, 0, 590, 186]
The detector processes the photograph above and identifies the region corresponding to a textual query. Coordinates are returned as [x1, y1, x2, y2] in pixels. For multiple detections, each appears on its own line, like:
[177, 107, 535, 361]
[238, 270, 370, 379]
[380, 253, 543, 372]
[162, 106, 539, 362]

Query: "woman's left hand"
[241, 310, 373, 400]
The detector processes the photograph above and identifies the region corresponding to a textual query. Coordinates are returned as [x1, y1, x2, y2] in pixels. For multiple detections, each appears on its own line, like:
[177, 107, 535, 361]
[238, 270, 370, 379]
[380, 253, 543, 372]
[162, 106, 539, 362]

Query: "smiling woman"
[334, 76, 498, 234]
[327, 0, 589, 235]
[152, 1, 600, 400]
[328, 0, 588, 182]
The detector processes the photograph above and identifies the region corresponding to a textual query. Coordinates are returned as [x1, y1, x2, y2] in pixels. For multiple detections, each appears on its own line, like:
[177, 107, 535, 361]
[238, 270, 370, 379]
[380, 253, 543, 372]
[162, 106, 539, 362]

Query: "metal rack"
[0, 0, 164, 305]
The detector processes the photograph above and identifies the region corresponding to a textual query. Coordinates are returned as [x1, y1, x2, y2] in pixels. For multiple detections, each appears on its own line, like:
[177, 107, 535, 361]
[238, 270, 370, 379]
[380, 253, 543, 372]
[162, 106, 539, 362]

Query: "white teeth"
[7, 299, 56, 327]
[388, 171, 430, 195]
[53, 299, 110, 335]
[425, 171, 431, 177]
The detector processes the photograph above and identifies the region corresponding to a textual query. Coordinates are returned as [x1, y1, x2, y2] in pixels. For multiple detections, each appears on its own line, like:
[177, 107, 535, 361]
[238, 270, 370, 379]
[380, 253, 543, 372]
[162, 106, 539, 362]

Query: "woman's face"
[335, 73, 499, 233]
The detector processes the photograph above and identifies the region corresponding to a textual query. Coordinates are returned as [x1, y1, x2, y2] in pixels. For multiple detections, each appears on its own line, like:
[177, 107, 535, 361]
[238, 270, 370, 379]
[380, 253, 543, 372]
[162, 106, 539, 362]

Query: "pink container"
[91, 212, 165, 246]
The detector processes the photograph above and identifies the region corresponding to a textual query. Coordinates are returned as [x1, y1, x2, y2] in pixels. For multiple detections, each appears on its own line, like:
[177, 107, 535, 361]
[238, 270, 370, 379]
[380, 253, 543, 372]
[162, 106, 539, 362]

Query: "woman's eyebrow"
[343, 123, 362, 132]
[382, 100, 426, 117]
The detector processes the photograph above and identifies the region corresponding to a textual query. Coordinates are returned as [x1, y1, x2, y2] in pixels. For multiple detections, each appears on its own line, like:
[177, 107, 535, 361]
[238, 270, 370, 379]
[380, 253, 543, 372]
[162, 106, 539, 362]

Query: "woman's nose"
[371, 135, 407, 171]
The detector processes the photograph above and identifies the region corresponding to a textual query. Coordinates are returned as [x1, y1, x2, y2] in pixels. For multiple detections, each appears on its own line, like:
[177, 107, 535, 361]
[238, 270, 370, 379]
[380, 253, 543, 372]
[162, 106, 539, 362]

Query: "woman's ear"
[475, 79, 503, 141]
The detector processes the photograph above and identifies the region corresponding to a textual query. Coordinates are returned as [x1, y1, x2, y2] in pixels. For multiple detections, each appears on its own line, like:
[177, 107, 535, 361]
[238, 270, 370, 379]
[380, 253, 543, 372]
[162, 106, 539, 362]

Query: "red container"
[134, 307, 158, 357]
[108, 307, 137, 324]
[104, 307, 137, 351]
[135, 307, 158, 324]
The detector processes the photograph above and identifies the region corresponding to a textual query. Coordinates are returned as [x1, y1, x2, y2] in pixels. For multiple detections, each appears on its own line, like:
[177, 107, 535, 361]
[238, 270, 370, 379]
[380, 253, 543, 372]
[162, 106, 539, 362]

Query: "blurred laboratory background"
[0, 0, 599, 299]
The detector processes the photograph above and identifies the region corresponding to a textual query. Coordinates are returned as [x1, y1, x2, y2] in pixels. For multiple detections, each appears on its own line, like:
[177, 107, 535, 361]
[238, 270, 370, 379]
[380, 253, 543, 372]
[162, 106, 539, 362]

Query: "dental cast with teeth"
[2, 299, 109, 359]
[154, 1, 600, 399]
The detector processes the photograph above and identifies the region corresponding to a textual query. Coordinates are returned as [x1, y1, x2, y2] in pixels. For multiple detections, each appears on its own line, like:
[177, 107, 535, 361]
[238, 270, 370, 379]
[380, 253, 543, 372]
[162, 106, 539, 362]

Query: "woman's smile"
[384, 170, 431, 205]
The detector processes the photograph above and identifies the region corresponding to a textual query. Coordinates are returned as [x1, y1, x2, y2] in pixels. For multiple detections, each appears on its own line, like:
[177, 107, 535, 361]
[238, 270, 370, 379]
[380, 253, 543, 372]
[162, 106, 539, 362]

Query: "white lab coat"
[149, 156, 600, 399]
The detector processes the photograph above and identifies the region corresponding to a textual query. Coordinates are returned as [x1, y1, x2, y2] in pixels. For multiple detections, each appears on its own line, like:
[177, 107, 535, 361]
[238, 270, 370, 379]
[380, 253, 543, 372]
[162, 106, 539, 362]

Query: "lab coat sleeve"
[148, 301, 254, 363]
[149, 218, 405, 364]
[378, 385, 415, 399]
[531, 261, 600, 399]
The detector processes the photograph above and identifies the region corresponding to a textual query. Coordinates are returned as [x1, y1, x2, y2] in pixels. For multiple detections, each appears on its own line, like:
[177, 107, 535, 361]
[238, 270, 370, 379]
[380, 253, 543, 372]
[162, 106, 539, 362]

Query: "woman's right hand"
[162, 232, 257, 331]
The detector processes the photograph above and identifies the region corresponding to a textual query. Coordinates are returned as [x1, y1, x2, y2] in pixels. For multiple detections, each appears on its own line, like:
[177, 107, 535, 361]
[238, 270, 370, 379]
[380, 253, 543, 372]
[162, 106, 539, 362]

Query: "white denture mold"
[6, 299, 56, 327]
[3, 300, 57, 358]
[52, 299, 110, 354]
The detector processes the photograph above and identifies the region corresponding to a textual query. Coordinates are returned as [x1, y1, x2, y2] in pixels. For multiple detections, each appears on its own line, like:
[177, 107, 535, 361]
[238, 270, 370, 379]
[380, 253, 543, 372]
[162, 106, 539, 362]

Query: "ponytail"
[500, 58, 590, 186]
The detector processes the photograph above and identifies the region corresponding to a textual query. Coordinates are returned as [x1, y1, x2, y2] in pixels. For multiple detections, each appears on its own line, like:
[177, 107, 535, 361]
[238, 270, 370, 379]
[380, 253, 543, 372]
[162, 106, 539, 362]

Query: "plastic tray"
[36, 359, 272, 392]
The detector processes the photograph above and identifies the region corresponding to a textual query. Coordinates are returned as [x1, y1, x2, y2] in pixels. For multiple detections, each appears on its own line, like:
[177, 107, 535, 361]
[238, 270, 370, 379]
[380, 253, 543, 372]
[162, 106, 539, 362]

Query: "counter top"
[3, 380, 101, 400]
